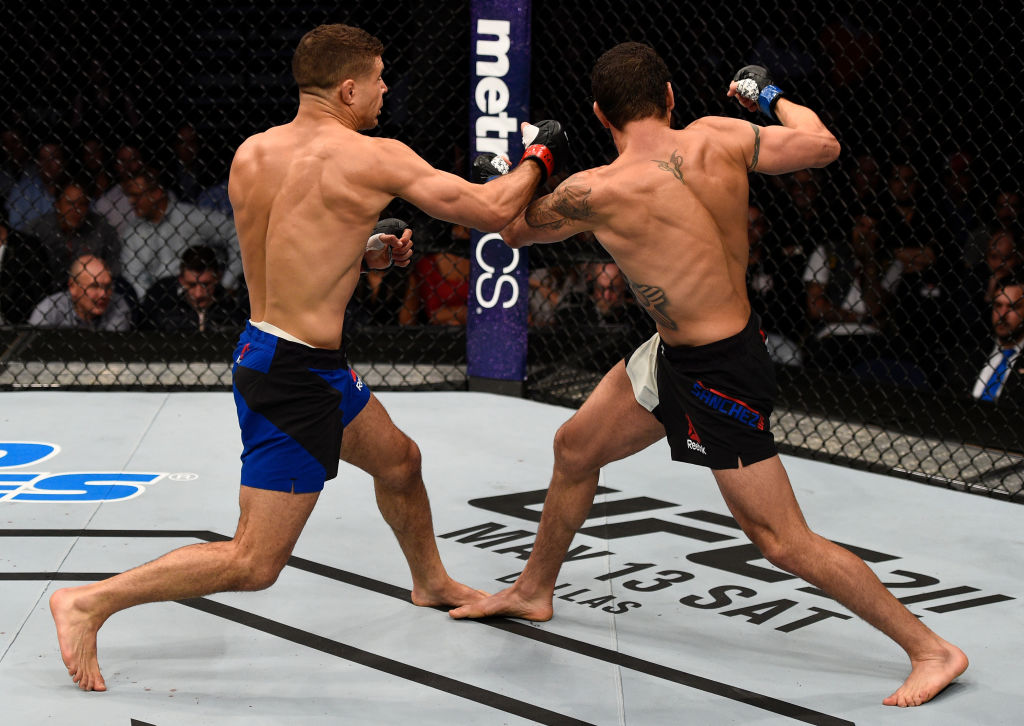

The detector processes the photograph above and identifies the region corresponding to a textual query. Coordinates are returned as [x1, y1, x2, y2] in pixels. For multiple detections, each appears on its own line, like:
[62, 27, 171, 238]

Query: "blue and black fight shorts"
[231, 321, 371, 493]
[626, 313, 778, 470]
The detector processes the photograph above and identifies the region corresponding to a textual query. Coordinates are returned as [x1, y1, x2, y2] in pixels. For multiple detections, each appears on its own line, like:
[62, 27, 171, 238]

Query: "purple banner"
[467, 0, 531, 384]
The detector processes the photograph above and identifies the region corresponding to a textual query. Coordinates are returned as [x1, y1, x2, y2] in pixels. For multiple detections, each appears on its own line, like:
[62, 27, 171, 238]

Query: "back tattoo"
[629, 281, 678, 330]
[652, 150, 685, 185]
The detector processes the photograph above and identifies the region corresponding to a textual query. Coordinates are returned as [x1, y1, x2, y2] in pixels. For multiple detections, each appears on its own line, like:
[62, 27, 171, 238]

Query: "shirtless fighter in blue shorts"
[50, 23, 566, 691]
[450, 44, 968, 708]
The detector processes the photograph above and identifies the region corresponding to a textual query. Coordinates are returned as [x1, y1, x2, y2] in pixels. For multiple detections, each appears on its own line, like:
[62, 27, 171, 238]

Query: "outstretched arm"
[380, 139, 543, 232]
[500, 171, 598, 249]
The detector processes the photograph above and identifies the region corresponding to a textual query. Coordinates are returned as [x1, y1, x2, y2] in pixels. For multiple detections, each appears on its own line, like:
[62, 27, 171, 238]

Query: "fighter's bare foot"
[883, 641, 968, 707]
[411, 578, 488, 609]
[448, 586, 553, 622]
[50, 587, 107, 692]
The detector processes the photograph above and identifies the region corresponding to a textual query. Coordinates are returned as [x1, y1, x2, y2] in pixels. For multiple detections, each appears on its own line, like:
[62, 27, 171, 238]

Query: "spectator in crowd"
[843, 152, 886, 218]
[877, 161, 951, 380]
[348, 264, 409, 327]
[529, 264, 584, 327]
[28, 253, 133, 331]
[978, 230, 1022, 303]
[1, 128, 33, 203]
[138, 244, 246, 332]
[1, 128, 32, 180]
[4, 142, 68, 231]
[746, 203, 805, 366]
[878, 162, 943, 278]
[961, 275, 1024, 405]
[93, 143, 146, 236]
[399, 224, 471, 326]
[0, 212, 50, 324]
[79, 138, 114, 200]
[196, 179, 232, 216]
[24, 182, 122, 289]
[962, 188, 1021, 270]
[526, 230, 594, 327]
[121, 170, 241, 300]
[803, 210, 913, 382]
[937, 150, 984, 264]
[774, 168, 843, 262]
[168, 123, 209, 203]
[555, 261, 652, 331]
[167, 121, 218, 200]
[953, 230, 1023, 353]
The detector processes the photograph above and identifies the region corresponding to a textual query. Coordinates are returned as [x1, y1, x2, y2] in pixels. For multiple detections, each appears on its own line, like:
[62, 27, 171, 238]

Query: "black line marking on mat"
[178, 597, 593, 726]
[896, 586, 979, 604]
[5, 529, 851, 726]
[925, 594, 1015, 612]
[130, 720, 157, 726]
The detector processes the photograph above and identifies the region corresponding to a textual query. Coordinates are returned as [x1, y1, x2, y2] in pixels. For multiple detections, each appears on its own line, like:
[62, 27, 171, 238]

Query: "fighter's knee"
[237, 558, 286, 591]
[552, 422, 599, 478]
[746, 528, 806, 574]
[377, 434, 421, 487]
[227, 546, 286, 591]
[394, 435, 421, 478]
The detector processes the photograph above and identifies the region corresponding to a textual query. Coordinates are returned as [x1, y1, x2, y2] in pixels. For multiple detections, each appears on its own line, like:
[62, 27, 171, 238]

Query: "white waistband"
[251, 320, 315, 348]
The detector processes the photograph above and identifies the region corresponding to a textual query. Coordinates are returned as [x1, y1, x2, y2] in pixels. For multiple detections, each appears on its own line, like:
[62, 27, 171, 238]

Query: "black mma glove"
[471, 153, 511, 183]
[732, 65, 784, 122]
[363, 217, 409, 271]
[520, 120, 567, 183]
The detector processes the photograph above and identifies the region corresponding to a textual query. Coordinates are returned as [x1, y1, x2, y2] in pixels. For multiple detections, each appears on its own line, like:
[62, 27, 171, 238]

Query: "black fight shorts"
[625, 314, 778, 469]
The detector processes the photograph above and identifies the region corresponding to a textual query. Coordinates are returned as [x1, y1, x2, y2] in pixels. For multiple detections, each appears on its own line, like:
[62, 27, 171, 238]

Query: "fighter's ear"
[338, 78, 357, 106]
[665, 82, 675, 114]
[593, 102, 611, 129]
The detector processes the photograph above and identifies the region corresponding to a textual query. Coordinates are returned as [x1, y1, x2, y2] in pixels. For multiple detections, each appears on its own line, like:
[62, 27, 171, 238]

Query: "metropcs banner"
[467, 0, 531, 386]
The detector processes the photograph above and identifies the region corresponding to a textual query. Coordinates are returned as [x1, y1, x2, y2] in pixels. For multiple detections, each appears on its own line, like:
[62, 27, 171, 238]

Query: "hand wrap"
[363, 217, 408, 271]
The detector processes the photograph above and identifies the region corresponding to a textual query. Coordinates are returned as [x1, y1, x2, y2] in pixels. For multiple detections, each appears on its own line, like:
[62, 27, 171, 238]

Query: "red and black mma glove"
[361, 217, 408, 272]
[520, 120, 567, 184]
[732, 65, 784, 122]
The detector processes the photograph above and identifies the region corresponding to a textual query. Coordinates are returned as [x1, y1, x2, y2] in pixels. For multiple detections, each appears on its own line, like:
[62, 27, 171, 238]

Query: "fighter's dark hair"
[292, 24, 384, 91]
[591, 42, 671, 129]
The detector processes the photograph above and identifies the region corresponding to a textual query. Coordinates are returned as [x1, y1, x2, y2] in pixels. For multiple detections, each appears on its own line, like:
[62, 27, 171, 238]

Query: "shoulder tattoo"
[652, 149, 685, 185]
[748, 123, 761, 171]
[525, 182, 594, 230]
[629, 281, 678, 330]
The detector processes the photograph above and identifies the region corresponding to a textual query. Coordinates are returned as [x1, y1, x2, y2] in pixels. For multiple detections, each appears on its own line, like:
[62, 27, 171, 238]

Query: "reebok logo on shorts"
[686, 415, 706, 455]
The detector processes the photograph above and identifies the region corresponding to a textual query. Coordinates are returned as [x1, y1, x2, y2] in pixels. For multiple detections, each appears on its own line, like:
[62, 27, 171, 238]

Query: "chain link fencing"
[0, 2, 1020, 500]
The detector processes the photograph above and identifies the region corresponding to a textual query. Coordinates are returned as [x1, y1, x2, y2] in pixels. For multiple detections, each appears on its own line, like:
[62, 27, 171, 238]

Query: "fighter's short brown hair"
[292, 24, 384, 91]
[591, 42, 671, 129]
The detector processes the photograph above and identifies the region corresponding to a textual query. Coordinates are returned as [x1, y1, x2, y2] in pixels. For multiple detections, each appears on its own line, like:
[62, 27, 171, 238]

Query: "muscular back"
[229, 117, 393, 348]
[524, 118, 752, 346]
[590, 119, 753, 345]
[513, 109, 838, 347]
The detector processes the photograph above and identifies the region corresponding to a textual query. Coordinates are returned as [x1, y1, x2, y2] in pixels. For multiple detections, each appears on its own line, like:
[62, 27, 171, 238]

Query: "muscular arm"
[379, 139, 542, 232]
[500, 172, 599, 249]
[752, 99, 841, 173]
[713, 91, 841, 175]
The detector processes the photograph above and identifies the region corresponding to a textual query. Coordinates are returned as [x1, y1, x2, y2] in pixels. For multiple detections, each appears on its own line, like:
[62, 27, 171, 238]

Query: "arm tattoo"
[525, 183, 594, 230]
[748, 123, 761, 171]
[629, 281, 678, 330]
[652, 149, 685, 185]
